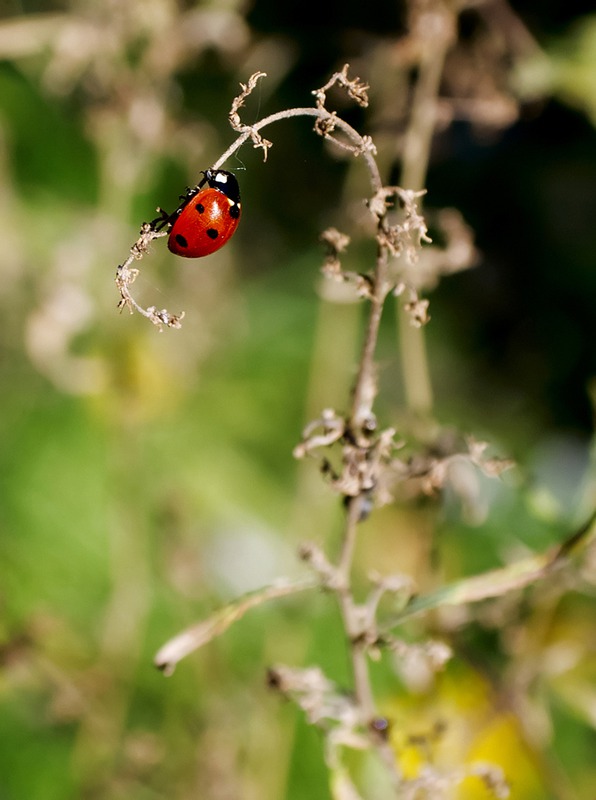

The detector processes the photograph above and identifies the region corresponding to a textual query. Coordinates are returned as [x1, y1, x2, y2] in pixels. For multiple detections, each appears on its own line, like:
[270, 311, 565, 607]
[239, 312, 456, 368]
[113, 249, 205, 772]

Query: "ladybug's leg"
[150, 207, 175, 233]
[149, 177, 207, 232]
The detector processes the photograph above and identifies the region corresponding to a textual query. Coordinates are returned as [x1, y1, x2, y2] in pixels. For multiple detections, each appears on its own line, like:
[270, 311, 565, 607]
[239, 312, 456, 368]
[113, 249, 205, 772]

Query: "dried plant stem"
[337, 496, 375, 717]
[349, 246, 390, 432]
[333, 227, 401, 782]
[155, 578, 318, 675]
[338, 496, 405, 791]
[397, 29, 452, 415]
[335, 254, 389, 714]
[228, 84, 396, 764]
[144, 68, 412, 791]
[215, 106, 382, 191]
[116, 104, 381, 327]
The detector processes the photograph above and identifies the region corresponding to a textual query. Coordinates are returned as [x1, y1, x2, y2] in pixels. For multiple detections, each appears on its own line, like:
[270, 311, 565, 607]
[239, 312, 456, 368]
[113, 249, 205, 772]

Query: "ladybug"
[166, 169, 241, 258]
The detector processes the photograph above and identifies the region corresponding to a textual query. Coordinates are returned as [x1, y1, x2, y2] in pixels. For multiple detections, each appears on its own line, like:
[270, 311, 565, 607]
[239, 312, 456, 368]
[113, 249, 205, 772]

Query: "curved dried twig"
[115, 67, 382, 329]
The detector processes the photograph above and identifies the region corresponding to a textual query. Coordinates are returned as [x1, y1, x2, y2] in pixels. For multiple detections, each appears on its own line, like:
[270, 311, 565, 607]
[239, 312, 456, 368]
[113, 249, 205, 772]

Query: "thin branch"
[381, 511, 596, 631]
[116, 97, 383, 328]
[348, 241, 390, 435]
[143, 66, 417, 795]
[214, 106, 382, 191]
[155, 577, 317, 676]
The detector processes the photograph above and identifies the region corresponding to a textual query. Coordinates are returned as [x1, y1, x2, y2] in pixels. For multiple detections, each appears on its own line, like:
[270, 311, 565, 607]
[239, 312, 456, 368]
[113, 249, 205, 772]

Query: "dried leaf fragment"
[312, 63, 370, 109]
[155, 578, 316, 675]
[115, 224, 184, 329]
[229, 71, 273, 160]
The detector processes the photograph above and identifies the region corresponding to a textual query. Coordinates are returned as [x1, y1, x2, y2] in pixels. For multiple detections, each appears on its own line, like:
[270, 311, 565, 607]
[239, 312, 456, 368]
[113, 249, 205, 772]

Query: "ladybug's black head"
[203, 169, 241, 205]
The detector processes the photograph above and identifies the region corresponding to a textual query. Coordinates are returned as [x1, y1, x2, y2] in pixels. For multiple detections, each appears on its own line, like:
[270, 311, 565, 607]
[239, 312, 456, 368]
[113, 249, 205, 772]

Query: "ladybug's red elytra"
[167, 169, 241, 258]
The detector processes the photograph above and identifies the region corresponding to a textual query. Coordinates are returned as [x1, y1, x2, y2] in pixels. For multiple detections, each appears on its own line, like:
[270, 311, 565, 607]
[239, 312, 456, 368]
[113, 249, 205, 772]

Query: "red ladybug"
[166, 169, 241, 258]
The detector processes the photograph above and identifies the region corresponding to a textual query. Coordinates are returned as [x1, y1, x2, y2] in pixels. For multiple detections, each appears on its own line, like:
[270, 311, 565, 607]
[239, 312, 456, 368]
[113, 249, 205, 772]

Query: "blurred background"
[1, 1, 596, 798]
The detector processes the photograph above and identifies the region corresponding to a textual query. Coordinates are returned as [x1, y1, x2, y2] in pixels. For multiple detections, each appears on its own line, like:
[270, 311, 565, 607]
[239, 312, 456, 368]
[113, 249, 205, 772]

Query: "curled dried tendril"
[371, 187, 431, 256]
[295, 407, 513, 515]
[314, 115, 357, 156]
[298, 542, 340, 589]
[395, 283, 431, 327]
[294, 407, 402, 502]
[319, 226, 350, 280]
[319, 228, 374, 299]
[311, 65, 376, 159]
[311, 66, 376, 159]
[364, 187, 434, 327]
[267, 664, 370, 751]
[384, 436, 515, 522]
[312, 63, 370, 109]
[319, 188, 433, 324]
[314, 114, 377, 158]
[228, 71, 273, 160]
[403, 207, 478, 294]
[322, 427, 399, 500]
[115, 72, 272, 330]
[357, 135, 378, 156]
[115, 66, 380, 329]
[321, 227, 351, 256]
[293, 408, 346, 458]
[115, 225, 184, 330]
[314, 111, 338, 138]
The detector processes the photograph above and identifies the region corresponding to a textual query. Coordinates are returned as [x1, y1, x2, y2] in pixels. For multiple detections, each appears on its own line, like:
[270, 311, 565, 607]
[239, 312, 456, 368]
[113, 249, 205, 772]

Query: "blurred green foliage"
[1, 2, 596, 799]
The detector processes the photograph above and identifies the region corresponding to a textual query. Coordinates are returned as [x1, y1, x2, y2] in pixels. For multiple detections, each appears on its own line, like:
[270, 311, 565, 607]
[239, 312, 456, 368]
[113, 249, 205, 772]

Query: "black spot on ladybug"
[175, 234, 188, 248]
[229, 204, 240, 220]
[195, 203, 205, 214]
[207, 228, 219, 240]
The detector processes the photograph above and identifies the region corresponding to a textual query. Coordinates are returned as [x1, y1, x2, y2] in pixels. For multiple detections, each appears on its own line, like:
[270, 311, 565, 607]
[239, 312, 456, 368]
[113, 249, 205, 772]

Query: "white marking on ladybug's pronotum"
[214, 172, 228, 184]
